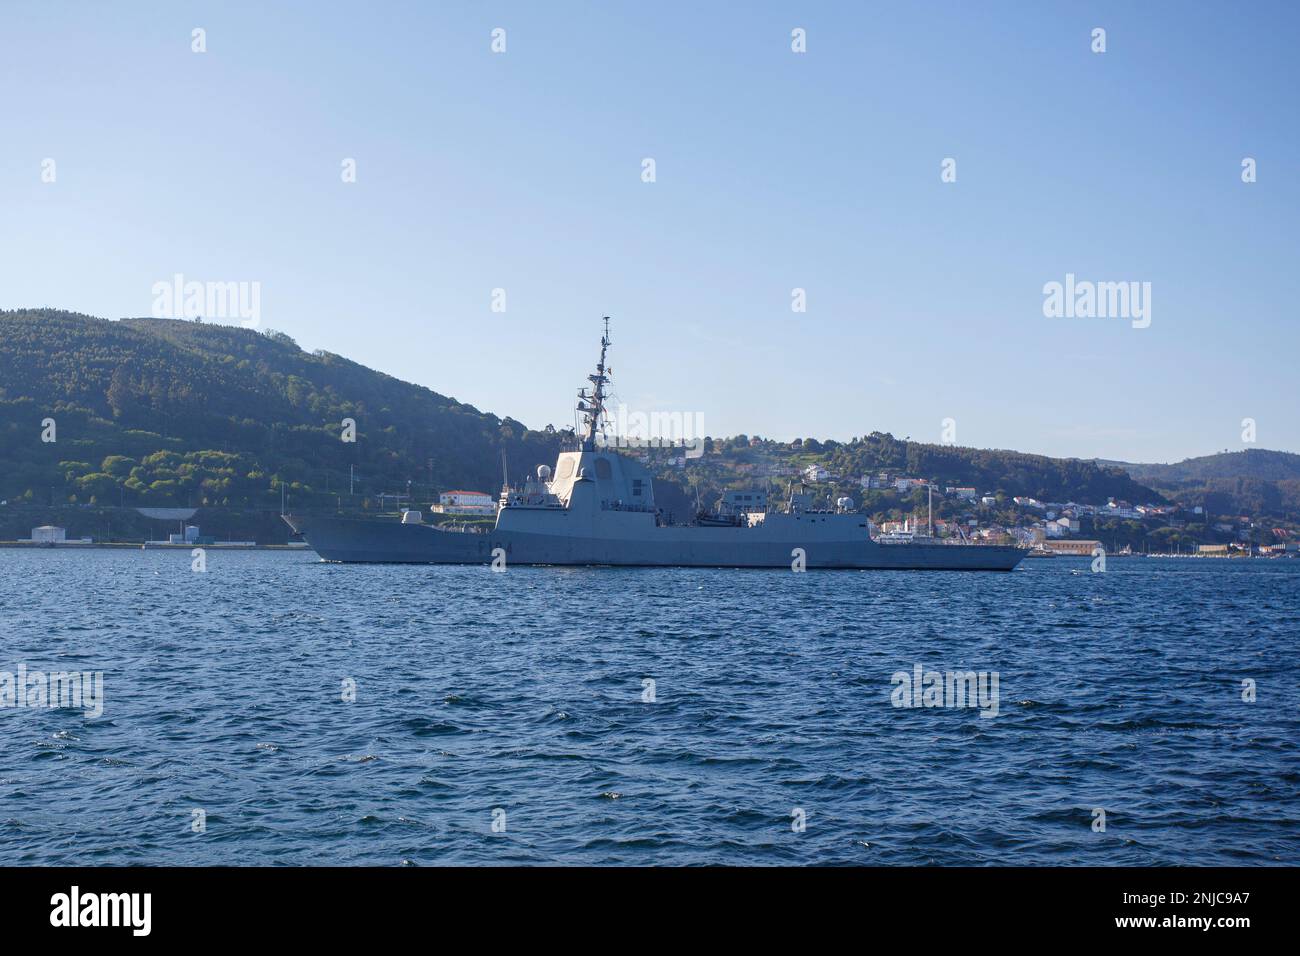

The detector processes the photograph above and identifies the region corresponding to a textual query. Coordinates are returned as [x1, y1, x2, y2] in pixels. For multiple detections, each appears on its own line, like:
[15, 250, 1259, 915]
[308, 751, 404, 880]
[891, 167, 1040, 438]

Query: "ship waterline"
[285, 321, 1026, 572]
[282, 513, 1027, 570]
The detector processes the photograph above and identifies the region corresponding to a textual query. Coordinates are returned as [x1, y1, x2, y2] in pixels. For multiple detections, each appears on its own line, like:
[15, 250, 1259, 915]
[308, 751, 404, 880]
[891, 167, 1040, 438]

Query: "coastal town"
[797, 464, 1298, 557]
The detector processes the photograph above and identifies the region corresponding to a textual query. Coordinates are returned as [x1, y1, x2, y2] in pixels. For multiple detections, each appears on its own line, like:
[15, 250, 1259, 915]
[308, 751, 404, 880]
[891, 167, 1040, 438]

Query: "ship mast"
[578, 316, 611, 451]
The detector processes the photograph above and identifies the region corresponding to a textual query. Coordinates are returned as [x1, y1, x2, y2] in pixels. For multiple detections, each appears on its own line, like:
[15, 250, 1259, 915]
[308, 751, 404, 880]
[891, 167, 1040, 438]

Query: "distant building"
[1043, 539, 1102, 556]
[981, 495, 997, 507]
[435, 490, 496, 515]
[26, 526, 92, 545]
[803, 465, 829, 483]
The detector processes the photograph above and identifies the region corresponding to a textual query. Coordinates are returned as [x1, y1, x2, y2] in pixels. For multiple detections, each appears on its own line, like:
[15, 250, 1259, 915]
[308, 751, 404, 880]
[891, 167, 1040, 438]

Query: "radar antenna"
[579, 317, 612, 451]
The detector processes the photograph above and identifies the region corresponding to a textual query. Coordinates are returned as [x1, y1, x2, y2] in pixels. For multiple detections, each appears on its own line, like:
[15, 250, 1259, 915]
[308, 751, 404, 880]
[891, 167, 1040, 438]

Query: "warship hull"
[283, 514, 1026, 571]
[285, 322, 1027, 572]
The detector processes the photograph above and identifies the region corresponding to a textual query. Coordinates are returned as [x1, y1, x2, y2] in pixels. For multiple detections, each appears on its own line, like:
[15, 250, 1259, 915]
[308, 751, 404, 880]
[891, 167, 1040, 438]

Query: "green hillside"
[1117, 449, 1300, 483]
[1108, 450, 1300, 519]
[0, 309, 564, 525]
[686, 432, 1158, 504]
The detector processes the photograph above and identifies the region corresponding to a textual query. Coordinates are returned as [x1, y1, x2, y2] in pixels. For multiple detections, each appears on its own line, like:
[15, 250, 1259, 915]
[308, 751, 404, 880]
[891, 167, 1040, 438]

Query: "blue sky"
[2, 1, 1296, 462]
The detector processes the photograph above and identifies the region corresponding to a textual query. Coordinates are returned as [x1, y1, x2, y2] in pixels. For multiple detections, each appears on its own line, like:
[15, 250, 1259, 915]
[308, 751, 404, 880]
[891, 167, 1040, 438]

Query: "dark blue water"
[1, 550, 1297, 865]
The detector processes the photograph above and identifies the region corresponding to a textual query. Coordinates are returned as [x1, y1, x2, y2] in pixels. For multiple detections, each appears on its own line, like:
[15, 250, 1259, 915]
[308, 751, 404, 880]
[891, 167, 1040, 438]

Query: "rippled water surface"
[1, 549, 1297, 865]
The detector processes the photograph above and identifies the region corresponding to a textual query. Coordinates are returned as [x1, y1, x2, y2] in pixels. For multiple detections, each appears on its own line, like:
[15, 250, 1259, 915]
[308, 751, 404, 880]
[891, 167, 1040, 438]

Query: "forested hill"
[706, 432, 1161, 506]
[1114, 449, 1300, 484]
[1105, 449, 1300, 520]
[825, 433, 1157, 504]
[0, 309, 565, 511]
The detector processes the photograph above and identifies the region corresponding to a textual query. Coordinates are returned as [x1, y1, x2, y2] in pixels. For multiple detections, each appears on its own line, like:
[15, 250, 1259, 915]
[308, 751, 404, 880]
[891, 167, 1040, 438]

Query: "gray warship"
[284, 324, 1026, 571]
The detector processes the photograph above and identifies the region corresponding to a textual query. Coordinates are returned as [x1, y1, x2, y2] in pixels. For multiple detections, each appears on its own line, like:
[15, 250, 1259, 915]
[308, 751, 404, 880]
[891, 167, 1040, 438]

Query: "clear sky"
[2, 1, 1296, 462]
